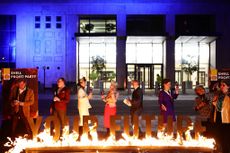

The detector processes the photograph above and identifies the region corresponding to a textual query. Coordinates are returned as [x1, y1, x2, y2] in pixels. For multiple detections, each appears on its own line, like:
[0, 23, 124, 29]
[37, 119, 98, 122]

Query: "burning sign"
[5, 115, 215, 153]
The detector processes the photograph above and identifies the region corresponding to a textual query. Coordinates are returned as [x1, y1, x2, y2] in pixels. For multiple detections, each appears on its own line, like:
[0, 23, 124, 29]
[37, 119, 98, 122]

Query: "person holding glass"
[101, 81, 119, 137]
[77, 77, 93, 137]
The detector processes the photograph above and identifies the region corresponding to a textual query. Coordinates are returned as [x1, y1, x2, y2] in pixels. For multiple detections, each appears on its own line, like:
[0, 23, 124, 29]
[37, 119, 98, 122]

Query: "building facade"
[0, 0, 230, 89]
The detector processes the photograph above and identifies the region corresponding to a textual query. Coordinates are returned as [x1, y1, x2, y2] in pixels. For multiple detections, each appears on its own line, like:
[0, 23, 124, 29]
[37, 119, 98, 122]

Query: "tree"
[181, 55, 198, 82]
[90, 56, 106, 81]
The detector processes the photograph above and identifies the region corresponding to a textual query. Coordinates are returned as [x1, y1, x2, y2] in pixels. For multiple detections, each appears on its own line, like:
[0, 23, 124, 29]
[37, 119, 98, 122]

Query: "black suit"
[130, 87, 143, 124]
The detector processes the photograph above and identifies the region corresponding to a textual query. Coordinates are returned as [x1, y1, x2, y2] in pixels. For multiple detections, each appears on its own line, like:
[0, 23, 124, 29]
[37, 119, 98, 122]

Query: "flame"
[5, 125, 215, 153]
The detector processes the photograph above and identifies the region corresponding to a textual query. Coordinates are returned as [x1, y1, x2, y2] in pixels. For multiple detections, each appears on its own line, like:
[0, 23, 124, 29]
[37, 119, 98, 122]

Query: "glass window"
[56, 23, 62, 29]
[126, 37, 164, 64]
[35, 16, 40, 22]
[175, 36, 215, 87]
[126, 44, 136, 63]
[79, 17, 116, 34]
[46, 16, 51, 22]
[56, 16, 62, 22]
[45, 23, 51, 28]
[78, 37, 116, 88]
[136, 44, 152, 63]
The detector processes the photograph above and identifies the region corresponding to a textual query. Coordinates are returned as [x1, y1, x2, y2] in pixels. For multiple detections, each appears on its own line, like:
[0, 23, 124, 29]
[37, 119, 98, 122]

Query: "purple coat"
[158, 90, 178, 123]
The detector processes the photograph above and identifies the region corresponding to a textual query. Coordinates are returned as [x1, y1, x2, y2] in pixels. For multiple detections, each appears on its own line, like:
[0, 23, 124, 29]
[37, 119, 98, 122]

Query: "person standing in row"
[9, 79, 34, 138]
[194, 85, 212, 121]
[124, 80, 143, 134]
[77, 77, 93, 137]
[50, 77, 70, 131]
[101, 81, 119, 137]
[158, 78, 179, 134]
[212, 80, 230, 153]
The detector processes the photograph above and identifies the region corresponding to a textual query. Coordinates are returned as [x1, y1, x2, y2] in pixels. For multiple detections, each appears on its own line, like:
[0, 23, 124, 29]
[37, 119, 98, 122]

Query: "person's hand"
[53, 96, 60, 102]
[88, 92, 93, 100]
[212, 100, 217, 107]
[123, 98, 131, 106]
[161, 104, 167, 111]
[175, 85, 179, 94]
[19, 102, 24, 106]
[101, 95, 105, 100]
[14, 100, 20, 106]
[50, 108, 52, 114]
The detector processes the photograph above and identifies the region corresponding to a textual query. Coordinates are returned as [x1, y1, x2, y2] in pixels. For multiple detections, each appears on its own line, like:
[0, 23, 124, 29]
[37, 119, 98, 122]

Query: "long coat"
[9, 87, 34, 118]
[77, 87, 92, 126]
[158, 90, 178, 123]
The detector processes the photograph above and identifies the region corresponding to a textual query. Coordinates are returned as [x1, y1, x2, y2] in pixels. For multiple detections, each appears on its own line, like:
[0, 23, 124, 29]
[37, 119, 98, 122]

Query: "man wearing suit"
[125, 80, 143, 127]
[9, 79, 34, 138]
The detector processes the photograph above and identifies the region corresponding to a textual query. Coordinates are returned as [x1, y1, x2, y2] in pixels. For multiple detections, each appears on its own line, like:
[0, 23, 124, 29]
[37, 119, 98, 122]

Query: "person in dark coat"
[124, 80, 143, 131]
[158, 78, 179, 134]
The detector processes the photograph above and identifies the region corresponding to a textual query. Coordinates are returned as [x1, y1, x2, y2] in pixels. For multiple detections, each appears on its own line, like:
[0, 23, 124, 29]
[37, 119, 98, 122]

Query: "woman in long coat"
[158, 79, 179, 134]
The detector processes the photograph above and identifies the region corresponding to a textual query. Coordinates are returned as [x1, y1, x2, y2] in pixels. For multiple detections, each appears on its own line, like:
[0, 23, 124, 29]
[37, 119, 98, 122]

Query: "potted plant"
[181, 55, 198, 89]
[90, 56, 106, 88]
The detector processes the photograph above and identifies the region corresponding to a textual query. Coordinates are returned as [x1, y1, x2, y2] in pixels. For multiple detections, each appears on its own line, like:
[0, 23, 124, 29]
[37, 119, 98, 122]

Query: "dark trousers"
[53, 109, 67, 129]
[11, 111, 31, 138]
[130, 108, 143, 135]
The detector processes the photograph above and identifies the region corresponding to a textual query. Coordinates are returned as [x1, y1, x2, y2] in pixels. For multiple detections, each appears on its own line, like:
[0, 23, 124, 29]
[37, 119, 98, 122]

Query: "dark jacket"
[130, 87, 143, 115]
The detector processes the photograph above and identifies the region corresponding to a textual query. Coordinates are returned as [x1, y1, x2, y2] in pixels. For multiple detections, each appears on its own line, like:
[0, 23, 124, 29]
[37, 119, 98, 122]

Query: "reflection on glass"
[175, 42, 211, 87]
[78, 37, 116, 88]
[126, 37, 164, 64]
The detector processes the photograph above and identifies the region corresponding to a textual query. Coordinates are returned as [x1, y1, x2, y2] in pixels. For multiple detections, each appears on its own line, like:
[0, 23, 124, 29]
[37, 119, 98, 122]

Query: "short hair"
[162, 78, 171, 85]
[194, 85, 205, 93]
[58, 77, 66, 84]
[17, 78, 26, 83]
[79, 77, 86, 83]
[132, 80, 139, 85]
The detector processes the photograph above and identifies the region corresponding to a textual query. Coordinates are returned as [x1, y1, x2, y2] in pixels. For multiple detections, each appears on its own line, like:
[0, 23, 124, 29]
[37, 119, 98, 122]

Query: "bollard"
[127, 81, 131, 94]
[155, 81, 159, 96]
[182, 81, 186, 94]
[99, 80, 104, 93]
[86, 81, 90, 94]
[141, 81, 145, 94]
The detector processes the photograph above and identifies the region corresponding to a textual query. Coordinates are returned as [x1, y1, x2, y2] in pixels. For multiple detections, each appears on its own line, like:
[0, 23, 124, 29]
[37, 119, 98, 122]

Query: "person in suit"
[124, 80, 143, 132]
[9, 78, 34, 138]
[158, 78, 179, 134]
[77, 77, 92, 137]
[50, 77, 70, 130]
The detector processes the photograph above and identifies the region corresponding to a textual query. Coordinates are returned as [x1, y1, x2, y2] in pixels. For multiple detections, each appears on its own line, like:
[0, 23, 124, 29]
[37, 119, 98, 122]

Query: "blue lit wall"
[0, 0, 230, 87]
[0, 15, 16, 68]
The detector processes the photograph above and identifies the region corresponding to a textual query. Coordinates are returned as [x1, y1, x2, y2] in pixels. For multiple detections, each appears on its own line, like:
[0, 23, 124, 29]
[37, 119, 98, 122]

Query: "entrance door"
[136, 65, 150, 89]
[127, 64, 163, 89]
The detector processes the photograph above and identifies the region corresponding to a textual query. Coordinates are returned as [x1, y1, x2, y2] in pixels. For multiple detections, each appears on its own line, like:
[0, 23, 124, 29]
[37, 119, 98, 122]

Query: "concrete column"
[165, 14, 175, 83]
[65, 15, 78, 82]
[116, 14, 126, 89]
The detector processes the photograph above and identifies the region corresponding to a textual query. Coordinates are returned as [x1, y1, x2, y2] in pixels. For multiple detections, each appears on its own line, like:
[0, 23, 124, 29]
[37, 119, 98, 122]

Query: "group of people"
[6, 76, 230, 152]
[194, 80, 230, 153]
